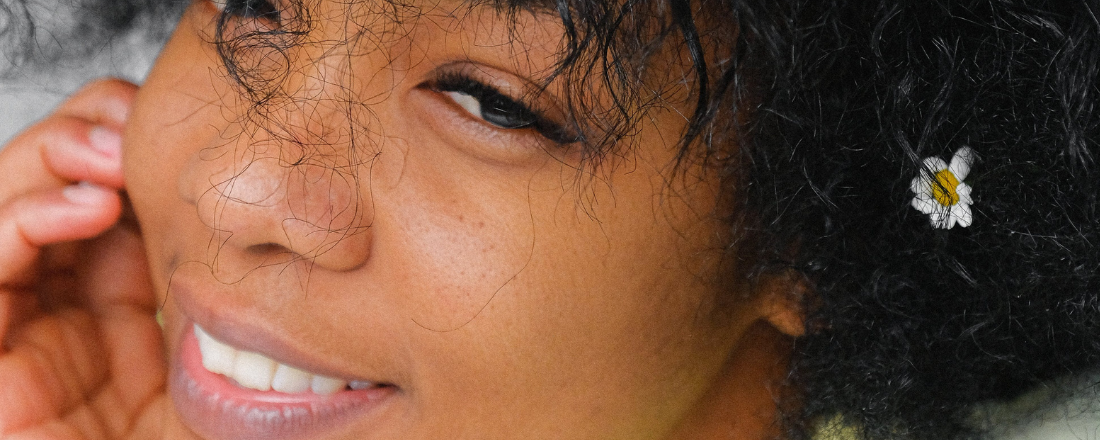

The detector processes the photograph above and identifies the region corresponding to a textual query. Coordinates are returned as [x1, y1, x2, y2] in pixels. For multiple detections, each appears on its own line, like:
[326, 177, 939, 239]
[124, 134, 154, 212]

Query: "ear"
[753, 269, 809, 337]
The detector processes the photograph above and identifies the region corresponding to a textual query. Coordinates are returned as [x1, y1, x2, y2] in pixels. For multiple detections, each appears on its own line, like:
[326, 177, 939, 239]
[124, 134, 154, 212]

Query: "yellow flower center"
[932, 169, 960, 206]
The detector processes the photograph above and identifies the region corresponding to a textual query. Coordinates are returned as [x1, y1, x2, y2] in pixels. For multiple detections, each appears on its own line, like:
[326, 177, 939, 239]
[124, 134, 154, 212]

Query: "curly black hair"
[745, 2, 1100, 439]
[4, 0, 1100, 439]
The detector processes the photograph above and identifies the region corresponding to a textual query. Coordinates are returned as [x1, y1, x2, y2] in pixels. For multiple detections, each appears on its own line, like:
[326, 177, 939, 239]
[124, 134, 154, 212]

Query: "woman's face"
[123, 0, 787, 438]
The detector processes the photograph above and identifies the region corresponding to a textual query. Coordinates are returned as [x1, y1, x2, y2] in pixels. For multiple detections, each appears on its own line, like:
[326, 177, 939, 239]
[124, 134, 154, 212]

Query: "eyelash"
[431, 72, 579, 145]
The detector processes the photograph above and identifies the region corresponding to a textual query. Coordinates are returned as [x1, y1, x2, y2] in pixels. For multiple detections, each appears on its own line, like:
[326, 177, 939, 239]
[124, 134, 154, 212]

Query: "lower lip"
[169, 324, 395, 440]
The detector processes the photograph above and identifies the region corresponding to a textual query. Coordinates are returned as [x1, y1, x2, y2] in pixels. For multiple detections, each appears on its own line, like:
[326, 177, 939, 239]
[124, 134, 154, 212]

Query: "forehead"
[280, 0, 567, 50]
[301, 0, 562, 23]
[279, 0, 572, 78]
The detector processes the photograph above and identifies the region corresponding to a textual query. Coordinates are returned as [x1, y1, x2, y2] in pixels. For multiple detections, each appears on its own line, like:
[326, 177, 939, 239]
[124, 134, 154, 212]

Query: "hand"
[0, 79, 167, 439]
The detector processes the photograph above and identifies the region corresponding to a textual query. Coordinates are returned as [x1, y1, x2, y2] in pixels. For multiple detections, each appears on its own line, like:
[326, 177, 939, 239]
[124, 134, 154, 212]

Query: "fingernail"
[63, 182, 110, 206]
[87, 126, 122, 158]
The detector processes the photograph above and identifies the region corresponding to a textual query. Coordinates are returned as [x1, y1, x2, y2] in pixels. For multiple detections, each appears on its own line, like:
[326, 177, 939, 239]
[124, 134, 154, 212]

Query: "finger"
[3, 421, 85, 440]
[42, 123, 125, 189]
[0, 184, 122, 284]
[0, 226, 159, 438]
[0, 291, 41, 343]
[54, 79, 137, 129]
[82, 223, 157, 313]
[0, 79, 135, 204]
[0, 227, 164, 437]
[0, 117, 124, 207]
[0, 309, 108, 435]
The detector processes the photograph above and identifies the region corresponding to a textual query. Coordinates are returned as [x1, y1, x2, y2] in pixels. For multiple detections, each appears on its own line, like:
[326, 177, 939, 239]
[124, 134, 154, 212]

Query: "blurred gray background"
[1, 0, 175, 143]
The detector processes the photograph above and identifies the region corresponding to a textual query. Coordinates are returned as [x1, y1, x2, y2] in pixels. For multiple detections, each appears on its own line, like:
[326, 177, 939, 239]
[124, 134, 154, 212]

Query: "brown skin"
[0, 0, 802, 438]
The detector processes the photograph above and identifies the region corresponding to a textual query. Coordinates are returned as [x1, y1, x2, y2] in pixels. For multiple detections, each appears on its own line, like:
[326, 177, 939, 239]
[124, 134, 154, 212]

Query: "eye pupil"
[481, 96, 535, 129]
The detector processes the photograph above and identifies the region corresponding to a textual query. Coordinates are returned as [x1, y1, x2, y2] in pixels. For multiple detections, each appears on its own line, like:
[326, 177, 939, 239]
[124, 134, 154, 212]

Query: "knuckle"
[56, 78, 139, 126]
[81, 78, 139, 103]
[2, 116, 89, 162]
[29, 116, 91, 142]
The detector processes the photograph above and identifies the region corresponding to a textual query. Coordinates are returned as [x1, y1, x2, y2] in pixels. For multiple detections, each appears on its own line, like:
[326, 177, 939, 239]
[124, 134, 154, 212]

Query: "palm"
[0, 79, 176, 439]
[0, 225, 168, 439]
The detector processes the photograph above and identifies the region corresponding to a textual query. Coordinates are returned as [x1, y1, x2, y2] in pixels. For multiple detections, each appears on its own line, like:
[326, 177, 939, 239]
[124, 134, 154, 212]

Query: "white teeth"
[196, 325, 237, 376]
[193, 324, 363, 395]
[349, 380, 374, 390]
[311, 375, 348, 394]
[233, 351, 276, 391]
[271, 364, 312, 394]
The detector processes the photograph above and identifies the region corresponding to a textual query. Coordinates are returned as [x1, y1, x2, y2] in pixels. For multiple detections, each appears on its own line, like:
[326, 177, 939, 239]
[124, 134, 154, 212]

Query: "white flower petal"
[923, 156, 949, 173]
[957, 205, 973, 227]
[949, 146, 975, 180]
[910, 176, 928, 194]
[912, 196, 936, 214]
[956, 183, 973, 205]
[913, 150, 977, 229]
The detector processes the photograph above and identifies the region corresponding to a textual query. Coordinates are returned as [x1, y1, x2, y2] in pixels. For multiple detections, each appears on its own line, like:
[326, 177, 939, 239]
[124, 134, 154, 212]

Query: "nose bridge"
[178, 17, 393, 272]
[279, 13, 390, 142]
[180, 88, 376, 271]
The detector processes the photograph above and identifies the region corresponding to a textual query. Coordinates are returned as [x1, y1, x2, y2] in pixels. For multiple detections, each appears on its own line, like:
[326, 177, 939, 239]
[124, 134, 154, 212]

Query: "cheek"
[372, 133, 715, 328]
[122, 18, 237, 287]
[371, 142, 731, 433]
[371, 154, 540, 328]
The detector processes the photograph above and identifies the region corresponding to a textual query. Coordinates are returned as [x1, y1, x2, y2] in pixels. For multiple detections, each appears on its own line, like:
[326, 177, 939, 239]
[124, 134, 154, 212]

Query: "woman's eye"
[210, 0, 281, 23]
[444, 91, 536, 130]
[433, 74, 580, 144]
[434, 73, 579, 145]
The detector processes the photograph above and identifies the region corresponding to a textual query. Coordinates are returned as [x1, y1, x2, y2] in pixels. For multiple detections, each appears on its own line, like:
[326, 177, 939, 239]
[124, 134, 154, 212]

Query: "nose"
[176, 30, 389, 273]
[178, 142, 373, 272]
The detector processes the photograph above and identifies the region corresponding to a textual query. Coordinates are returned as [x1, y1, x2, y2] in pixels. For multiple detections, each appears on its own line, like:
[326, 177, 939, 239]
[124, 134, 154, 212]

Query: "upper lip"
[172, 278, 388, 385]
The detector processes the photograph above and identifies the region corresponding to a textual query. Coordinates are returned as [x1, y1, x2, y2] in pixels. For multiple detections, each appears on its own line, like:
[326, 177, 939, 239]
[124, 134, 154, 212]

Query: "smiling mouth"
[195, 324, 376, 394]
[171, 321, 396, 440]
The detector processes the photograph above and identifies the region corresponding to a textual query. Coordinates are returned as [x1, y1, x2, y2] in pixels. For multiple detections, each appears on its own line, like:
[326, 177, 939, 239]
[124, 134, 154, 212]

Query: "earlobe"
[754, 269, 809, 338]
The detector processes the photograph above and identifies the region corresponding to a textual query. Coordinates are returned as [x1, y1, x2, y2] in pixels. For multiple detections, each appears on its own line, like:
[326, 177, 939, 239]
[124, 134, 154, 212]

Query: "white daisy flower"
[910, 147, 975, 229]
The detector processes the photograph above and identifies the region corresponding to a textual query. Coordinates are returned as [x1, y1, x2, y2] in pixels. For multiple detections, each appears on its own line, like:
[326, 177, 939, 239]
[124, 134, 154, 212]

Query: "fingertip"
[62, 182, 117, 207]
[11, 184, 122, 246]
[87, 126, 122, 160]
[38, 121, 125, 189]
